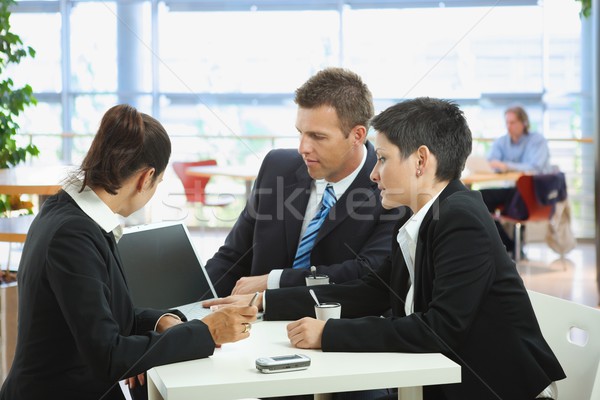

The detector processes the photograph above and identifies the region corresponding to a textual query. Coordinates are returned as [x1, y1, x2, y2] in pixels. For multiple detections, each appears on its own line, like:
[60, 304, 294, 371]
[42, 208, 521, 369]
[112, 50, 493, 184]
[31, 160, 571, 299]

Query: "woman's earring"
[416, 169, 421, 177]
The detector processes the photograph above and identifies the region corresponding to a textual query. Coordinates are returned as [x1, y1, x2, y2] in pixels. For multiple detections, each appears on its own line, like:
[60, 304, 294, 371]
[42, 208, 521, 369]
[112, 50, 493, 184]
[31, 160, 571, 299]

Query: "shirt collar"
[63, 180, 124, 241]
[315, 145, 368, 198]
[397, 185, 447, 247]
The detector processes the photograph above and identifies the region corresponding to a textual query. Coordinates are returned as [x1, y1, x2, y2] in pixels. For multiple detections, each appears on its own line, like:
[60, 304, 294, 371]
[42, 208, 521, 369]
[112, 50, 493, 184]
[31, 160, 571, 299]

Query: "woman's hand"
[155, 314, 183, 333]
[202, 305, 258, 345]
[125, 373, 145, 389]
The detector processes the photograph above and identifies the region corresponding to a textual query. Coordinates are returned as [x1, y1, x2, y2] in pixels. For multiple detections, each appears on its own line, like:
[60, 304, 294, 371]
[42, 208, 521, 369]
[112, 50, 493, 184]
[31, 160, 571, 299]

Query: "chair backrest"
[515, 175, 554, 222]
[172, 160, 218, 204]
[528, 290, 600, 399]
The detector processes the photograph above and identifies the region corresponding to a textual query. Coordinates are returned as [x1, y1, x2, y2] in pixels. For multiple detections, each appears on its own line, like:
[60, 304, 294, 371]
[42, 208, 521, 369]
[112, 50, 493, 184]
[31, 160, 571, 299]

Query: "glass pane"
[159, 96, 297, 167]
[16, 101, 62, 134]
[158, 7, 339, 93]
[545, 1, 581, 93]
[70, 2, 152, 93]
[13, 101, 62, 164]
[22, 134, 64, 166]
[70, 2, 118, 92]
[8, 13, 61, 92]
[68, 95, 153, 165]
[345, 6, 544, 98]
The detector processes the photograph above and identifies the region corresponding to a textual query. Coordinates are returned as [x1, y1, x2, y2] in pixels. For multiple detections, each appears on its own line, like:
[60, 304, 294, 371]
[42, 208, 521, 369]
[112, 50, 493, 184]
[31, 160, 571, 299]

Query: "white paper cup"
[305, 274, 329, 286]
[314, 302, 341, 320]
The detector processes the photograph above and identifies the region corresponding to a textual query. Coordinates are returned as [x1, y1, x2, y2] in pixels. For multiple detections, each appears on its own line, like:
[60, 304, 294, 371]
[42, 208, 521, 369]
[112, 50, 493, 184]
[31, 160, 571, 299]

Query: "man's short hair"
[294, 67, 374, 137]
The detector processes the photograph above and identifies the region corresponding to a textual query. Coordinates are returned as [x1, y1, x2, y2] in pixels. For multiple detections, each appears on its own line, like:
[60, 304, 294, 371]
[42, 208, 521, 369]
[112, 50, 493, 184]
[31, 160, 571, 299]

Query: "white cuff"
[154, 313, 182, 331]
[267, 269, 284, 289]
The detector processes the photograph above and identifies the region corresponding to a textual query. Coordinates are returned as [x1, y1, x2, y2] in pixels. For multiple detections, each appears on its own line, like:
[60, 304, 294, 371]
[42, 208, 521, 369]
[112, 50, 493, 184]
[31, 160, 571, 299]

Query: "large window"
[10, 0, 591, 236]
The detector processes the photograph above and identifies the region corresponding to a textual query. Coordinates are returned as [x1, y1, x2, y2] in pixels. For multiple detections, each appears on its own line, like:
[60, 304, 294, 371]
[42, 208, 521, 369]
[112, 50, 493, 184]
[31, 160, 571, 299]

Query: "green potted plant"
[0, 0, 38, 216]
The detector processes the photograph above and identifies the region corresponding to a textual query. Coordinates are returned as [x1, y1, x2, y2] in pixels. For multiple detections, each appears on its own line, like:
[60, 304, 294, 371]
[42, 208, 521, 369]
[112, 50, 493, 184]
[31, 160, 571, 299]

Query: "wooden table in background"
[0, 165, 73, 199]
[461, 171, 523, 188]
[0, 165, 73, 379]
[0, 215, 34, 243]
[0, 164, 71, 245]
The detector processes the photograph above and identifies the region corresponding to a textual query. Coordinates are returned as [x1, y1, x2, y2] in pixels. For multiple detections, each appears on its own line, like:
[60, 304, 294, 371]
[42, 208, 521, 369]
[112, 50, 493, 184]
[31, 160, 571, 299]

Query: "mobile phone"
[255, 354, 311, 373]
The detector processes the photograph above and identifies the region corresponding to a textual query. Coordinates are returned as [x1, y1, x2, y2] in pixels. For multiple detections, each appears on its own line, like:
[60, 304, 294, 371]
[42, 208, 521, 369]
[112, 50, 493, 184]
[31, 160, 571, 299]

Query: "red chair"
[172, 160, 235, 207]
[499, 174, 558, 265]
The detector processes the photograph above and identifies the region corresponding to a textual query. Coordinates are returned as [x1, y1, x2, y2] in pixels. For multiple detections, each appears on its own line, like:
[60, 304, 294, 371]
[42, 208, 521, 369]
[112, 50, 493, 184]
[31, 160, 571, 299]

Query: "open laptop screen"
[465, 155, 495, 174]
[117, 222, 217, 310]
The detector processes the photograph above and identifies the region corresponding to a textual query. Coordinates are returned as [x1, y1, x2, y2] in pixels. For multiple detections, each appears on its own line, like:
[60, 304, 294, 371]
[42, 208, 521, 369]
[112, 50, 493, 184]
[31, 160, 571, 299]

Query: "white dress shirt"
[396, 186, 445, 316]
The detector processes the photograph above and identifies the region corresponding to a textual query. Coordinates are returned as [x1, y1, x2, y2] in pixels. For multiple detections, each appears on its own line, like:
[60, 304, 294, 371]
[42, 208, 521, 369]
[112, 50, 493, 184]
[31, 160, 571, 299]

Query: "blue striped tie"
[292, 184, 336, 269]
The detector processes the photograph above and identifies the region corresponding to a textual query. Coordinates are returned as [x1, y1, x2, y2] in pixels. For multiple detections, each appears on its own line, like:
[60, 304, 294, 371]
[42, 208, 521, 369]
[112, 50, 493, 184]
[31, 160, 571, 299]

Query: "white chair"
[528, 290, 600, 399]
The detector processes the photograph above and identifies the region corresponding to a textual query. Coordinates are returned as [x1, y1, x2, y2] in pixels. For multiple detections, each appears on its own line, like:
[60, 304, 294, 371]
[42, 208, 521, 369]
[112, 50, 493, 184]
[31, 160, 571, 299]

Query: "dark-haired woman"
[0, 104, 257, 400]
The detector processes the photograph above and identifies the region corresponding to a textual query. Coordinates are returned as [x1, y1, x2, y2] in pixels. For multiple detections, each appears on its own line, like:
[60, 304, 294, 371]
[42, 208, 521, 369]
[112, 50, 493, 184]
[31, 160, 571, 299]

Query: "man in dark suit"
[206, 68, 402, 298]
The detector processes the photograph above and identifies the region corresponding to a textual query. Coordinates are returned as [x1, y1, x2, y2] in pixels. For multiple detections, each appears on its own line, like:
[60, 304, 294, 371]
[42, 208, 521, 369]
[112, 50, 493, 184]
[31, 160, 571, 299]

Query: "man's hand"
[202, 292, 264, 312]
[286, 317, 326, 349]
[202, 305, 258, 345]
[232, 274, 268, 295]
[489, 160, 508, 172]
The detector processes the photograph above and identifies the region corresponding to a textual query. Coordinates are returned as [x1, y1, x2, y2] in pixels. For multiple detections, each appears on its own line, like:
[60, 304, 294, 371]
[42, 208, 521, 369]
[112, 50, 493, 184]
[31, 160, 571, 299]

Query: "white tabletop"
[147, 320, 460, 400]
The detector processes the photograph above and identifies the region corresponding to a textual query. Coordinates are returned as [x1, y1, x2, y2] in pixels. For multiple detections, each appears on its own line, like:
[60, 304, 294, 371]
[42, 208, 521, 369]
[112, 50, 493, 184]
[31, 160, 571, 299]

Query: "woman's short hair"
[505, 106, 530, 134]
[294, 67, 374, 137]
[78, 104, 171, 194]
[370, 97, 472, 182]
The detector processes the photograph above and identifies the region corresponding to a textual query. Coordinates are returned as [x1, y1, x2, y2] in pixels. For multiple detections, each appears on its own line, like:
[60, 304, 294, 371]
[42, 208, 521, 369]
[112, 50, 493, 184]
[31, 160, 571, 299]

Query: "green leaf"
[0, 0, 38, 170]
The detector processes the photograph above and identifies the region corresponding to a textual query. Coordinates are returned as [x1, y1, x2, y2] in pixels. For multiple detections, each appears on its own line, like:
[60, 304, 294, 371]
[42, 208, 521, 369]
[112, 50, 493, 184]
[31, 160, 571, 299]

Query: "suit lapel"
[412, 180, 468, 310]
[106, 231, 129, 288]
[284, 164, 313, 261]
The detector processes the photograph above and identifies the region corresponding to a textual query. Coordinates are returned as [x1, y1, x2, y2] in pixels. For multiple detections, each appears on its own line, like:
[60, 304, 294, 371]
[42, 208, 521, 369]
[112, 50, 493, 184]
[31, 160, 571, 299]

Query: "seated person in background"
[206, 67, 402, 298]
[205, 97, 566, 400]
[0, 104, 257, 400]
[487, 105, 550, 173]
[481, 105, 552, 257]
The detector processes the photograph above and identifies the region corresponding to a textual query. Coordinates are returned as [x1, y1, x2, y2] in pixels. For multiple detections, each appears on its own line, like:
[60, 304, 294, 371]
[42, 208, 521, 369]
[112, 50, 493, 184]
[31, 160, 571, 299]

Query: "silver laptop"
[465, 155, 496, 174]
[117, 221, 216, 320]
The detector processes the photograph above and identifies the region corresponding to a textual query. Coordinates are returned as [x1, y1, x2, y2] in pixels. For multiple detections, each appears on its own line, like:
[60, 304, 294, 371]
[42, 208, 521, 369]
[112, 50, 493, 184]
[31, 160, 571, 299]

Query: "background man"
[481, 105, 552, 257]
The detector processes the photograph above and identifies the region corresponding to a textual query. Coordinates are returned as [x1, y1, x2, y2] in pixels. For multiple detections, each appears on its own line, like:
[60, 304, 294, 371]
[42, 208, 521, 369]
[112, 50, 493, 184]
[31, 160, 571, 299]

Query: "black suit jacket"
[206, 141, 403, 296]
[264, 180, 565, 400]
[0, 191, 215, 400]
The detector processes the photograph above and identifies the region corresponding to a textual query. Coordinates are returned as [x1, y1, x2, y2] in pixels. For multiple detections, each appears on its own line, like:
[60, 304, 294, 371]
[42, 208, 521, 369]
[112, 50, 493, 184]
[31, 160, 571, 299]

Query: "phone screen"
[271, 355, 301, 361]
